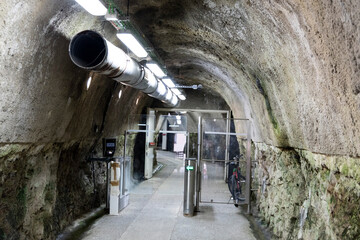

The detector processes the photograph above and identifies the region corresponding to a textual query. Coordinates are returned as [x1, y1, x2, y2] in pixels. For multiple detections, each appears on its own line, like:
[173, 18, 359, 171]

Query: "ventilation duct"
[69, 30, 179, 107]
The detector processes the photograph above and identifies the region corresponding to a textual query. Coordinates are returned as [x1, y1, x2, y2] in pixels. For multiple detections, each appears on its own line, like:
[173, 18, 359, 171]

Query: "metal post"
[124, 130, 132, 195]
[145, 109, 155, 179]
[162, 122, 167, 150]
[109, 161, 121, 215]
[186, 132, 190, 158]
[245, 121, 252, 214]
[120, 157, 124, 196]
[123, 130, 127, 162]
[183, 158, 196, 216]
[195, 116, 202, 211]
[106, 162, 110, 209]
[224, 112, 230, 181]
[123, 130, 127, 196]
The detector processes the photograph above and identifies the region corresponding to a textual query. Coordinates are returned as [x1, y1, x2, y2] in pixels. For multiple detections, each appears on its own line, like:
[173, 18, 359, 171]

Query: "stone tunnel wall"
[253, 143, 360, 240]
[0, 0, 359, 239]
[0, 1, 152, 239]
[126, 1, 359, 239]
[0, 141, 104, 239]
[0, 132, 142, 240]
[129, 0, 360, 156]
[0, 1, 230, 239]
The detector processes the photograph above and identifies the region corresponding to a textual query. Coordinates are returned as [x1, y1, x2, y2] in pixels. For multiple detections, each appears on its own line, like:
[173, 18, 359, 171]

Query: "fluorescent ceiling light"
[157, 81, 167, 96]
[146, 63, 166, 78]
[117, 33, 148, 58]
[171, 95, 179, 106]
[164, 90, 173, 102]
[105, 12, 118, 21]
[178, 94, 186, 100]
[75, 0, 107, 16]
[162, 78, 175, 88]
[172, 88, 182, 96]
[86, 75, 92, 90]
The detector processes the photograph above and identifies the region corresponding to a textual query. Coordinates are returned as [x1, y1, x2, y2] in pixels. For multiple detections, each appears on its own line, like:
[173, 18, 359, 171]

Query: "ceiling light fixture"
[75, 0, 107, 16]
[105, 12, 118, 21]
[172, 88, 182, 96]
[156, 80, 167, 96]
[176, 116, 182, 125]
[116, 33, 148, 58]
[178, 94, 186, 100]
[72, 0, 187, 104]
[86, 75, 92, 90]
[162, 78, 175, 88]
[146, 63, 166, 78]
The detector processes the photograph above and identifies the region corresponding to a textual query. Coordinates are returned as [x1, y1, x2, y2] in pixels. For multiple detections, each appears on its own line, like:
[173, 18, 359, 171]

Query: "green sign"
[186, 166, 194, 171]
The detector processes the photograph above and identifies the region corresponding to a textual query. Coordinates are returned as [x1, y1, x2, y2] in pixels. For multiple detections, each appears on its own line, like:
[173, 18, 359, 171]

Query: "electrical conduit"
[69, 30, 179, 107]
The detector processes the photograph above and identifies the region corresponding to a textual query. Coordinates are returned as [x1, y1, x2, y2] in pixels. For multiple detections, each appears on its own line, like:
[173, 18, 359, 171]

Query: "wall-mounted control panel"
[103, 138, 116, 157]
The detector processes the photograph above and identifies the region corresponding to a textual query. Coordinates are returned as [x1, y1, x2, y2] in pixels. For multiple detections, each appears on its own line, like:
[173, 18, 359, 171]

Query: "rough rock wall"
[0, 0, 228, 238]
[0, 1, 152, 239]
[0, 0, 359, 239]
[122, 1, 360, 239]
[128, 0, 360, 155]
[0, 141, 102, 240]
[255, 143, 360, 240]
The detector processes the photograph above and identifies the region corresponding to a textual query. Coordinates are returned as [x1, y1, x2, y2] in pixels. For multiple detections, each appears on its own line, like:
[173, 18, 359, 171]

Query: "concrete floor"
[80, 151, 256, 240]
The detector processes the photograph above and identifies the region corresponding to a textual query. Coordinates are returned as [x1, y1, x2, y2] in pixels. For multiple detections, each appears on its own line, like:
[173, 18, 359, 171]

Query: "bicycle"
[227, 155, 246, 207]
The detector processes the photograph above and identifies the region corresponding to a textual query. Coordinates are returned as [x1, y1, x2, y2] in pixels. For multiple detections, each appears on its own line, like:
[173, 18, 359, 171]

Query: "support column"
[195, 116, 202, 211]
[245, 121, 252, 214]
[145, 109, 155, 179]
[224, 111, 230, 181]
[162, 121, 167, 150]
[109, 162, 120, 215]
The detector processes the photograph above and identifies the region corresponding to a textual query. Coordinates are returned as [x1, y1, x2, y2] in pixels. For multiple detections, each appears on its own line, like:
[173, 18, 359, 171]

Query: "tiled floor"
[80, 151, 256, 240]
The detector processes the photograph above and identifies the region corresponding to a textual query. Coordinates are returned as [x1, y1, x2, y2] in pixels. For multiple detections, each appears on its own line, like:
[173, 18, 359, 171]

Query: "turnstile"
[183, 158, 196, 216]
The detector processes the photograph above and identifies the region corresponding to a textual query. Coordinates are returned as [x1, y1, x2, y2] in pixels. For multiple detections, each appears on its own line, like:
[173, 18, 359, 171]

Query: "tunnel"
[0, 0, 359, 240]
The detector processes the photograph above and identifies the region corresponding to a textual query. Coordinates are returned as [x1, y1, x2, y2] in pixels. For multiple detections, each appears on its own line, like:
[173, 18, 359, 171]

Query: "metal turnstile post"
[183, 158, 196, 216]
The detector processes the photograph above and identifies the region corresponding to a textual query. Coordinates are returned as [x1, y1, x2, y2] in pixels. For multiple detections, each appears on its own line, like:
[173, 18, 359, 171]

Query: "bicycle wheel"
[227, 174, 233, 193]
[234, 180, 241, 201]
[230, 175, 238, 207]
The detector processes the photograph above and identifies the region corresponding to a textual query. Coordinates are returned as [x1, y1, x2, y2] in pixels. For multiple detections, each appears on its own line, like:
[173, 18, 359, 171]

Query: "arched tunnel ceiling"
[0, 0, 359, 157]
[1, 2, 360, 240]
[124, 0, 360, 156]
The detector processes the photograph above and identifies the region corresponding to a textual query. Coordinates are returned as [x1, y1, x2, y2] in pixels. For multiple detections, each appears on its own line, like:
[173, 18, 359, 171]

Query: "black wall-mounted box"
[103, 138, 116, 157]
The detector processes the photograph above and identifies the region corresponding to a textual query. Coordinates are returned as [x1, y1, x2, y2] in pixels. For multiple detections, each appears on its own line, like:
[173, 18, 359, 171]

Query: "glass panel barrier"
[125, 113, 188, 194]
[200, 118, 250, 205]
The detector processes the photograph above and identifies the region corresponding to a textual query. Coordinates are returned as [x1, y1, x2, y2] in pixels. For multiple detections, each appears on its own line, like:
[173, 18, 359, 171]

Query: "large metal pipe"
[69, 30, 179, 107]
